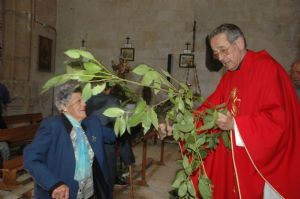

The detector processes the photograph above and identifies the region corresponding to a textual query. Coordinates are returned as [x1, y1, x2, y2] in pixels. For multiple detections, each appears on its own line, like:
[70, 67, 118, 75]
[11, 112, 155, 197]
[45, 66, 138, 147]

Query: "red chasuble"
[183, 50, 300, 199]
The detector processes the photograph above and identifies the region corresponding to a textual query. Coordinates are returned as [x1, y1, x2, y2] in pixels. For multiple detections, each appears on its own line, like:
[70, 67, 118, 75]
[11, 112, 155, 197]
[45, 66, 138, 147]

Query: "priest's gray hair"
[208, 23, 247, 48]
[54, 81, 81, 111]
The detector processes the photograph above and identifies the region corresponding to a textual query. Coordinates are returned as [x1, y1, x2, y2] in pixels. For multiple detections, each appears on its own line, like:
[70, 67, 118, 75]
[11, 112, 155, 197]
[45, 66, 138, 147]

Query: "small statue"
[112, 57, 131, 78]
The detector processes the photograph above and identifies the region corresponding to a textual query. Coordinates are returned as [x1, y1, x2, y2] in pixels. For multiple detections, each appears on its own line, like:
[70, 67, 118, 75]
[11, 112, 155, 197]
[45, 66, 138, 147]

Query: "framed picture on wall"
[179, 53, 194, 68]
[120, 48, 135, 61]
[38, 36, 53, 72]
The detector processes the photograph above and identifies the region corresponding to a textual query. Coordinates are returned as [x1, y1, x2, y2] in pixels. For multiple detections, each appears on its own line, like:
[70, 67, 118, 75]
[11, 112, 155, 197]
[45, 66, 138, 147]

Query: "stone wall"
[56, 0, 300, 103]
[1, 0, 56, 116]
[1, 0, 299, 115]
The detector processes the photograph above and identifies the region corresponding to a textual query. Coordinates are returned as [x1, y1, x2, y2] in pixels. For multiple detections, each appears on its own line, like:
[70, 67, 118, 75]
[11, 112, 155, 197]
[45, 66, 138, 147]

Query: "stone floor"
[0, 140, 181, 199]
[114, 140, 181, 199]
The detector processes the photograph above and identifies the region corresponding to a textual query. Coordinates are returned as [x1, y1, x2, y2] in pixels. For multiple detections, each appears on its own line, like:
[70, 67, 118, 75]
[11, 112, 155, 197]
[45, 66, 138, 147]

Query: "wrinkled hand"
[158, 123, 173, 140]
[52, 184, 69, 199]
[216, 112, 234, 130]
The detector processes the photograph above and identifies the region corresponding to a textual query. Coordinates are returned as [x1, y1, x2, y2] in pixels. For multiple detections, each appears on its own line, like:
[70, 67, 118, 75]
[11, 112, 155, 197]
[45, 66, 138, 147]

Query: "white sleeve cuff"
[234, 119, 245, 147]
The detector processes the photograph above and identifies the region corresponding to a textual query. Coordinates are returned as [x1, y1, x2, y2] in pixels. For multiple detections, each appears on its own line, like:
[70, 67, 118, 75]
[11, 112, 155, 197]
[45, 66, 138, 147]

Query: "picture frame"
[38, 36, 53, 72]
[120, 48, 135, 61]
[179, 53, 195, 68]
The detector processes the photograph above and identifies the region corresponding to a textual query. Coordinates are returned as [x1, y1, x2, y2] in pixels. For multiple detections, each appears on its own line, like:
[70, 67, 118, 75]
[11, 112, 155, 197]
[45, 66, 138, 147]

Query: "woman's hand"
[52, 184, 69, 199]
[158, 123, 173, 140]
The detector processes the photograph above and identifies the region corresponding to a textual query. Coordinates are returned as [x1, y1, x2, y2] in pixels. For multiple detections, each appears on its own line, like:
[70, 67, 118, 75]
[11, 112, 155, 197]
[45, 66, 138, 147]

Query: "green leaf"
[78, 50, 95, 60]
[65, 49, 80, 59]
[215, 102, 226, 109]
[175, 97, 185, 112]
[66, 65, 77, 73]
[118, 117, 126, 136]
[202, 114, 213, 124]
[149, 71, 161, 81]
[198, 175, 212, 199]
[186, 143, 197, 153]
[183, 111, 194, 124]
[172, 128, 180, 141]
[142, 112, 152, 133]
[200, 121, 215, 131]
[196, 136, 206, 147]
[178, 182, 188, 197]
[84, 62, 101, 74]
[132, 64, 151, 75]
[168, 88, 174, 99]
[113, 116, 126, 137]
[187, 180, 196, 197]
[179, 82, 189, 90]
[167, 109, 176, 121]
[219, 108, 227, 115]
[172, 171, 186, 188]
[68, 70, 93, 82]
[172, 177, 182, 189]
[92, 84, 106, 95]
[191, 159, 200, 171]
[103, 107, 125, 117]
[153, 80, 161, 95]
[133, 100, 146, 114]
[141, 73, 154, 86]
[148, 107, 158, 129]
[207, 134, 220, 149]
[212, 109, 218, 122]
[141, 71, 161, 87]
[81, 71, 94, 82]
[42, 74, 69, 93]
[199, 149, 207, 159]
[159, 74, 173, 88]
[185, 98, 193, 108]
[82, 83, 92, 101]
[222, 131, 231, 149]
[206, 108, 214, 115]
[185, 134, 195, 144]
[127, 111, 145, 127]
[176, 169, 187, 179]
[173, 123, 193, 133]
[182, 156, 189, 170]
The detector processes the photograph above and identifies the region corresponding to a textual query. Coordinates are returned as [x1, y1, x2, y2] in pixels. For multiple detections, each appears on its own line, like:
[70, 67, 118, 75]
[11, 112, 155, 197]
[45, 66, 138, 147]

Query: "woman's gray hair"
[208, 23, 247, 48]
[54, 81, 81, 111]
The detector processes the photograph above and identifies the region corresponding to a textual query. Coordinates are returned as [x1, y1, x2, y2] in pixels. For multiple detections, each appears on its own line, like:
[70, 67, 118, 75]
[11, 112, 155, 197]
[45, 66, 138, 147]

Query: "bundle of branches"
[42, 49, 230, 199]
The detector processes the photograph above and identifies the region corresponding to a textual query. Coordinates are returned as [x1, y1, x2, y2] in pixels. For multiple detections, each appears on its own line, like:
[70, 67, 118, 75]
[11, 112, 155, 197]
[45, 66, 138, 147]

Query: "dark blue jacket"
[23, 114, 116, 199]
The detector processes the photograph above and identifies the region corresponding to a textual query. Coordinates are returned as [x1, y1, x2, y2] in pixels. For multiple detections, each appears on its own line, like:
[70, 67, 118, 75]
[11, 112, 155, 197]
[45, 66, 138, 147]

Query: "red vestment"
[183, 50, 300, 199]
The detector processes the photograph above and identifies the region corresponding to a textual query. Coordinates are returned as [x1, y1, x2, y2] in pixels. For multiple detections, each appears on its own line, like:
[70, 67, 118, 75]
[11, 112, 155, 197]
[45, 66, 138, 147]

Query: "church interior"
[0, 0, 299, 198]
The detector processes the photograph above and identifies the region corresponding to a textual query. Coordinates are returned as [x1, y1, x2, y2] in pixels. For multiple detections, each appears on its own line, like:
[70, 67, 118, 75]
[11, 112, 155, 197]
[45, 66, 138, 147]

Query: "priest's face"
[210, 33, 246, 71]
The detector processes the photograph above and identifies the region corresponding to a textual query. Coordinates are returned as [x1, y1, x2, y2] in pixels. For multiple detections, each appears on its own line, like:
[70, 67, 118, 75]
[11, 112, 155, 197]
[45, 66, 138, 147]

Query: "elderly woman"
[24, 81, 116, 199]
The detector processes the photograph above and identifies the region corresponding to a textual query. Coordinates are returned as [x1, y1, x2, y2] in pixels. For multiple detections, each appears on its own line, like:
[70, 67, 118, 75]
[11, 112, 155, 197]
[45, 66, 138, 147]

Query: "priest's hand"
[51, 184, 69, 199]
[216, 112, 234, 130]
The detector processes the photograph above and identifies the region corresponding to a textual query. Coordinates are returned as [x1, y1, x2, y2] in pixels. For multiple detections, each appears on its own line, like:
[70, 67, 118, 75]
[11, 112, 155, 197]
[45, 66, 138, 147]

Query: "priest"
[190, 24, 300, 199]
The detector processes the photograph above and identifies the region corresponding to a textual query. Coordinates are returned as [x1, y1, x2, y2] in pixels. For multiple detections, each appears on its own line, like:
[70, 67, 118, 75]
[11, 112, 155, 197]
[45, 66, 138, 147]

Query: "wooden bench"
[3, 113, 43, 128]
[0, 124, 39, 189]
[0, 124, 40, 148]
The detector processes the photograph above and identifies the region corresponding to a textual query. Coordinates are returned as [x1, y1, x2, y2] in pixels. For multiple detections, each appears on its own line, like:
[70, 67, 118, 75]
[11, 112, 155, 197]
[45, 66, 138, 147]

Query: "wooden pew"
[3, 113, 43, 128]
[0, 124, 39, 189]
[0, 156, 23, 189]
[0, 124, 39, 148]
